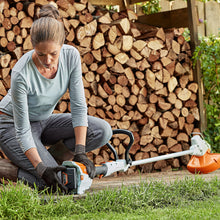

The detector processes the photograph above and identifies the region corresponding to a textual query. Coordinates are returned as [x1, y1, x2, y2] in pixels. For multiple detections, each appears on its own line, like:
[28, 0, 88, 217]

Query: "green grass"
[0, 176, 219, 219]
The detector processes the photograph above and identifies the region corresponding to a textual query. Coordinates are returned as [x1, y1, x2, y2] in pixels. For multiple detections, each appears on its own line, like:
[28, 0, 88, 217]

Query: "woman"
[0, 4, 112, 192]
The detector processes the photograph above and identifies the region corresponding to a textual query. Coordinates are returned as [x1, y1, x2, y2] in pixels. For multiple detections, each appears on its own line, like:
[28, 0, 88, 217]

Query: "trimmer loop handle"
[106, 129, 134, 165]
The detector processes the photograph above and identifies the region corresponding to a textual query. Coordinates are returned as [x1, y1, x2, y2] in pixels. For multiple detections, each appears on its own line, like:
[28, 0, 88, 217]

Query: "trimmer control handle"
[112, 129, 134, 165]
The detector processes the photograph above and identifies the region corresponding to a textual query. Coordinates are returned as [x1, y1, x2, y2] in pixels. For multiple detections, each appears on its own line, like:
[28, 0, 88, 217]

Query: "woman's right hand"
[36, 162, 68, 192]
[74, 153, 96, 179]
[74, 144, 96, 179]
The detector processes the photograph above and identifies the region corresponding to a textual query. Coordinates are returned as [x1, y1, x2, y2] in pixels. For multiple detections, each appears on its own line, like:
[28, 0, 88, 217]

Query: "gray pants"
[0, 113, 112, 189]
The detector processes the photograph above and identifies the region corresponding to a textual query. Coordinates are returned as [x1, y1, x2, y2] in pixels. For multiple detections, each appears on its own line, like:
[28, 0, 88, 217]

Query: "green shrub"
[141, 0, 161, 15]
[193, 35, 220, 152]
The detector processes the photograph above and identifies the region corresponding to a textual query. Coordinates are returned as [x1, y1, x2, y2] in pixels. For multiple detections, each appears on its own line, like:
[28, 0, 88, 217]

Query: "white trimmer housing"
[190, 135, 211, 156]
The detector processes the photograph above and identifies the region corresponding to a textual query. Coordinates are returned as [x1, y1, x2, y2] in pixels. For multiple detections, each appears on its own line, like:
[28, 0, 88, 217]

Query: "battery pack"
[62, 161, 93, 194]
[62, 167, 77, 194]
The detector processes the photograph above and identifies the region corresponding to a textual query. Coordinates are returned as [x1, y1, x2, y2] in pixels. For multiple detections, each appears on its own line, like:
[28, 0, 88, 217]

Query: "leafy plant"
[141, 0, 161, 15]
[193, 35, 220, 152]
[182, 28, 190, 42]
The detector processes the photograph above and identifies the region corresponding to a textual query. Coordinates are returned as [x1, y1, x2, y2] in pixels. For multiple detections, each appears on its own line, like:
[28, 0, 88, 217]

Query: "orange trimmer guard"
[187, 150, 220, 174]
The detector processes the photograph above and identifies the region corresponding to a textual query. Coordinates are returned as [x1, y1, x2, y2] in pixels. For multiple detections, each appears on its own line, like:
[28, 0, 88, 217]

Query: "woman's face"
[34, 41, 62, 69]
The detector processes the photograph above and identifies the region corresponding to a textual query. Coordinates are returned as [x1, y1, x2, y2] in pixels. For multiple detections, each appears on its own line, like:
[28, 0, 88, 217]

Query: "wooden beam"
[88, 0, 123, 6]
[130, 0, 149, 4]
[88, 0, 150, 8]
[187, 0, 206, 132]
[137, 8, 189, 29]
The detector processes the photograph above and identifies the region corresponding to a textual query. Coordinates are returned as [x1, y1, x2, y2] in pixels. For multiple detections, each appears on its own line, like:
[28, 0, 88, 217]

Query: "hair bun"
[38, 4, 60, 20]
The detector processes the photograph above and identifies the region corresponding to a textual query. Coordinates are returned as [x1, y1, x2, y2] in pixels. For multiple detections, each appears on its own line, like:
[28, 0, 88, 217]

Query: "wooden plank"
[205, 1, 220, 36]
[187, 0, 206, 132]
[88, 0, 123, 5]
[160, 0, 172, 12]
[172, 0, 187, 10]
[88, 0, 126, 10]
[130, 0, 149, 4]
[137, 8, 188, 28]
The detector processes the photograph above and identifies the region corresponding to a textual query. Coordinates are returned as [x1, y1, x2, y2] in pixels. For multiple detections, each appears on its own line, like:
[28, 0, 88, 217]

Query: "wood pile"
[0, 0, 201, 174]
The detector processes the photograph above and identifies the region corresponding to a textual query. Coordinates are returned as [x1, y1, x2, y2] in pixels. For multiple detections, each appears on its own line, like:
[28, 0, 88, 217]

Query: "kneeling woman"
[0, 4, 112, 191]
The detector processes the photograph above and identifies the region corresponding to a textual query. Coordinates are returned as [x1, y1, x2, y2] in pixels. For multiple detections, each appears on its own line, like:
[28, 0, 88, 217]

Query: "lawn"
[0, 176, 219, 219]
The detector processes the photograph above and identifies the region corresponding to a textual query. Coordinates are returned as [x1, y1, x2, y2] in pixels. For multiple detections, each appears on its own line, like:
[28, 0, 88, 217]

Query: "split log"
[177, 88, 192, 101]
[111, 18, 130, 35]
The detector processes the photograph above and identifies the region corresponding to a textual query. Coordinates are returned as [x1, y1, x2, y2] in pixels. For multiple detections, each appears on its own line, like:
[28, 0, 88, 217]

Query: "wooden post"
[187, 0, 206, 132]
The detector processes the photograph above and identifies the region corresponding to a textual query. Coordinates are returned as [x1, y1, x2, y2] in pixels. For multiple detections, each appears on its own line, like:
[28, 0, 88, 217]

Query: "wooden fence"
[131, 0, 220, 37]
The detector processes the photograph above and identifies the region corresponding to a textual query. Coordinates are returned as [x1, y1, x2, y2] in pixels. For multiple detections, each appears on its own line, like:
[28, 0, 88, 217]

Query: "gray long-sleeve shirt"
[0, 44, 88, 152]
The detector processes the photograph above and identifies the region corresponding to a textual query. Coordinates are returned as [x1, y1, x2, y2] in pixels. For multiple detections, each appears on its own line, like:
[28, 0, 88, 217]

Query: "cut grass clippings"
[0, 176, 219, 219]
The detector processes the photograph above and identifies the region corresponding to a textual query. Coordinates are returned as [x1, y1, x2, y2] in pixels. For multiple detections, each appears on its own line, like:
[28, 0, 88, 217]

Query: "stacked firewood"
[0, 0, 200, 174]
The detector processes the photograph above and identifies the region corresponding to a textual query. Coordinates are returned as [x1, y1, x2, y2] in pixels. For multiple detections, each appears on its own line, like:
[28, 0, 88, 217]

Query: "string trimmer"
[62, 129, 220, 195]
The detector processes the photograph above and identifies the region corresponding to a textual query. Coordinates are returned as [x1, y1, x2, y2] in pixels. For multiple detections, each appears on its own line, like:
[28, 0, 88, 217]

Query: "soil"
[89, 169, 220, 192]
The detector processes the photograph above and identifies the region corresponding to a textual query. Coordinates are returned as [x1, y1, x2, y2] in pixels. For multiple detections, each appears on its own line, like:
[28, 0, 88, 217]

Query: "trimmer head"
[187, 134, 220, 174]
[187, 151, 220, 174]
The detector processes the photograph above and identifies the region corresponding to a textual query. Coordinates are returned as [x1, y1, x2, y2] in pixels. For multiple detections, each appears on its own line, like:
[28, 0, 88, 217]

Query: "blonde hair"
[30, 4, 65, 47]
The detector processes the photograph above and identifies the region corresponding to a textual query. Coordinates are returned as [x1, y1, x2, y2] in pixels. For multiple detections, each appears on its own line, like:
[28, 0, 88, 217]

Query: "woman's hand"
[74, 144, 96, 179]
[36, 162, 68, 192]
[74, 153, 96, 179]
